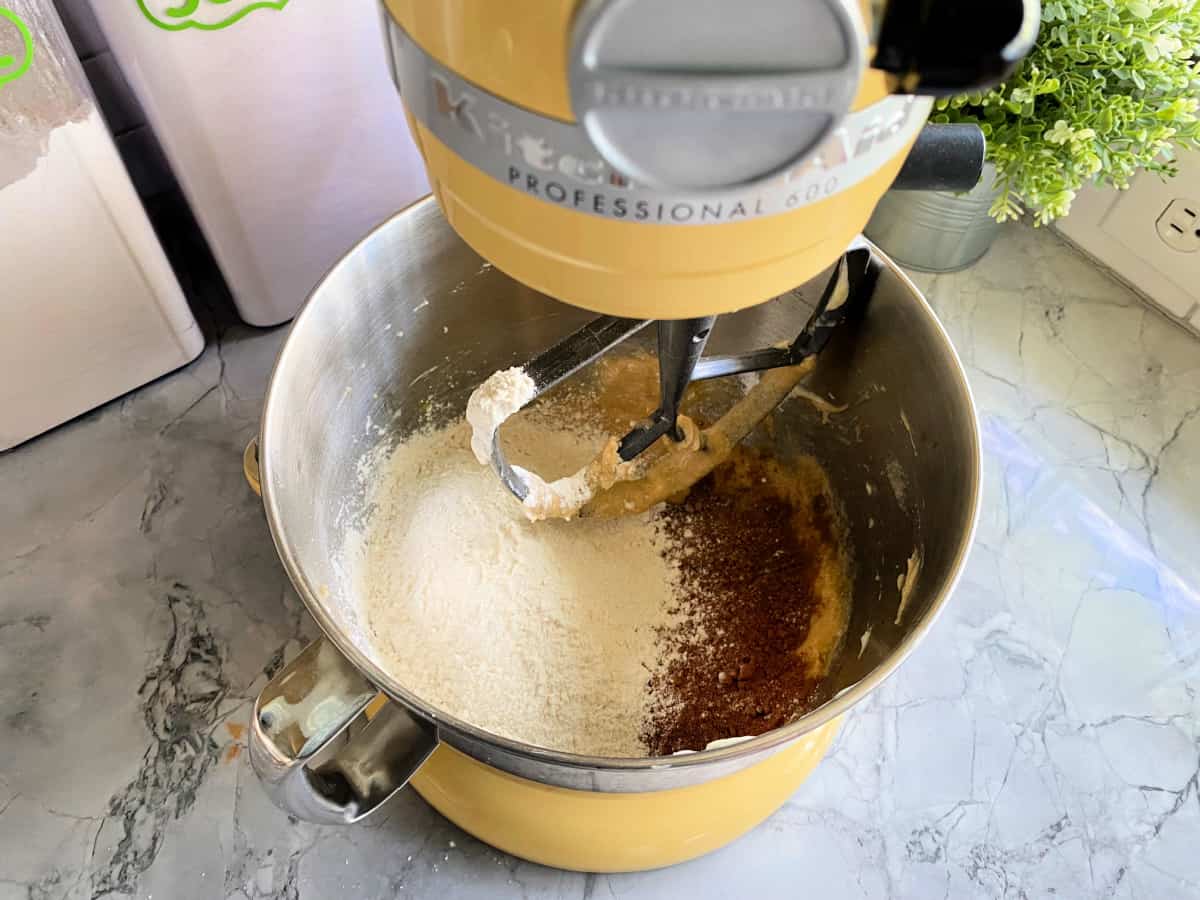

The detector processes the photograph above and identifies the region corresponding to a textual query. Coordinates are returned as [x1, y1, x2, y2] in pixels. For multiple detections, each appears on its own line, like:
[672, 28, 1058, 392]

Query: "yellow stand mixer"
[248, 0, 1037, 872]
[382, 0, 1037, 510]
[383, 0, 1036, 317]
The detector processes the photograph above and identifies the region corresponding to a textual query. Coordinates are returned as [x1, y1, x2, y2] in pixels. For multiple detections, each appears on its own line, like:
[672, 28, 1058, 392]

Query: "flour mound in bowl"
[351, 416, 678, 757]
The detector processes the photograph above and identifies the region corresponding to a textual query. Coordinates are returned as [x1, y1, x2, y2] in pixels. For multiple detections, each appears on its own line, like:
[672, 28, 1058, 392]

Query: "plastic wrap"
[0, 0, 90, 187]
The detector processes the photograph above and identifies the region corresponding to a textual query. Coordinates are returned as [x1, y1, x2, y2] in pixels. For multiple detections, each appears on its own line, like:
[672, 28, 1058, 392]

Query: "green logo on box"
[137, 0, 290, 31]
[0, 7, 34, 87]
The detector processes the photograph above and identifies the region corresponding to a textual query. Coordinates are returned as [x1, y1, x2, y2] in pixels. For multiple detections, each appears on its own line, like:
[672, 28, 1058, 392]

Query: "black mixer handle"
[873, 0, 1041, 97]
[890, 124, 987, 193]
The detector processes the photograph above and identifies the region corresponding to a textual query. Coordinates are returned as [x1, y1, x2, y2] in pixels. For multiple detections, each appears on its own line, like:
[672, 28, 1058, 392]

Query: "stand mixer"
[380, 0, 1038, 508]
[245, 0, 1032, 855]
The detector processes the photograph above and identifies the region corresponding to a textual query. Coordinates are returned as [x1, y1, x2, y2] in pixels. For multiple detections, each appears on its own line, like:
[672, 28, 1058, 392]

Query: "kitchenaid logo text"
[401, 29, 930, 225]
[501, 98, 918, 223]
[583, 77, 844, 112]
[433, 74, 634, 191]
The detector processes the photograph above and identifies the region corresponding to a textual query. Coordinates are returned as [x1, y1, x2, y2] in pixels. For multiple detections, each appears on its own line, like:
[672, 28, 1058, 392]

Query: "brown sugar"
[644, 449, 851, 756]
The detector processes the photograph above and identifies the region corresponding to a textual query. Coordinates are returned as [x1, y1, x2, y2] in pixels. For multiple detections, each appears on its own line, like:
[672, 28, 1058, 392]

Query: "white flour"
[350, 415, 678, 757]
[465, 366, 603, 521]
[464, 366, 535, 465]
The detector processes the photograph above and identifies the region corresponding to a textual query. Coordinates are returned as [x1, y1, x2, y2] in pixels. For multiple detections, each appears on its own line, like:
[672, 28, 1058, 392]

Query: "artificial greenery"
[934, 0, 1200, 224]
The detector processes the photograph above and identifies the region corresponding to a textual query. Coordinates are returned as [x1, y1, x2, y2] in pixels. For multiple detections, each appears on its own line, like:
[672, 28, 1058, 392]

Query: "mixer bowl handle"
[243, 439, 438, 823]
[248, 637, 439, 825]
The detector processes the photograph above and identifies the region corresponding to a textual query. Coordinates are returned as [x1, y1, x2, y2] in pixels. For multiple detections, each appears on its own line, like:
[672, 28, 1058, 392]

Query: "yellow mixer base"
[408, 719, 841, 873]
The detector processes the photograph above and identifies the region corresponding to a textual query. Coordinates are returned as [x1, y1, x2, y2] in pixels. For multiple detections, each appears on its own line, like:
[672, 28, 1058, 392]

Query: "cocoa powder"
[644, 450, 850, 755]
[520, 352, 851, 756]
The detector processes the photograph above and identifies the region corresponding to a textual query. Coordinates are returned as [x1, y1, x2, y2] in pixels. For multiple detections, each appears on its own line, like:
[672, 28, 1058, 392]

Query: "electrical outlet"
[1057, 149, 1200, 331]
[1155, 198, 1200, 253]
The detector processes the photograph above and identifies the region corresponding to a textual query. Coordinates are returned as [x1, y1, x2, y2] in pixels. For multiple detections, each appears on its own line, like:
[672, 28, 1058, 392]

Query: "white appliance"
[88, 0, 430, 326]
[1, 0, 202, 451]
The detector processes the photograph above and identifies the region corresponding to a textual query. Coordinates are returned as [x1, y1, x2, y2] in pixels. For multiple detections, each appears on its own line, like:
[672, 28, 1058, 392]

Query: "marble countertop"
[3, 225, 1199, 899]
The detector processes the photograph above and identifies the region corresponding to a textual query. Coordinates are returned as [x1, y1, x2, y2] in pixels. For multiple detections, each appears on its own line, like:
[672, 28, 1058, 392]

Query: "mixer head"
[382, 0, 1038, 318]
[382, 0, 1038, 508]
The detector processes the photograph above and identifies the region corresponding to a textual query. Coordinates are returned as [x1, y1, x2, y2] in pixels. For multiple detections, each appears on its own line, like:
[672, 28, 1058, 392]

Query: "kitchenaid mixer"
[381, 0, 1038, 507]
[244, 0, 1035, 870]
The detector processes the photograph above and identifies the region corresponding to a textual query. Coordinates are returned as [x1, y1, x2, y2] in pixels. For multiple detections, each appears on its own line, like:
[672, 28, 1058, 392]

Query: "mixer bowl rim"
[258, 195, 982, 777]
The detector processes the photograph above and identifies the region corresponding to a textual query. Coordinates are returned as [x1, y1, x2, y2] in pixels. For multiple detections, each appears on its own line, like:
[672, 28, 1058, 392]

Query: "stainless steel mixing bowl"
[248, 197, 980, 853]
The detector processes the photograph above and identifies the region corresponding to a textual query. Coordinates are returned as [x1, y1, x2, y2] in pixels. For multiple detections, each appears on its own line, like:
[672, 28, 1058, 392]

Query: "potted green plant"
[866, 0, 1200, 272]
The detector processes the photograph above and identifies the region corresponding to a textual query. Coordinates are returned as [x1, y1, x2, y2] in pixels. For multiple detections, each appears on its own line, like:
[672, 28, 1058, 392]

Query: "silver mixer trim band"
[387, 23, 932, 226]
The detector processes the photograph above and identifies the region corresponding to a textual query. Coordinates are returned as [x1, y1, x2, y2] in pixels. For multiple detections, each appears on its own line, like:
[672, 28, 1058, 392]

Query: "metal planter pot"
[865, 164, 1003, 273]
[245, 197, 981, 872]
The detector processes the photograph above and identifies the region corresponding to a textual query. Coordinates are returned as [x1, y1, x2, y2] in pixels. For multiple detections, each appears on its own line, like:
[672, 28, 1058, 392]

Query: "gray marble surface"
[3, 224, 1199, 899]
